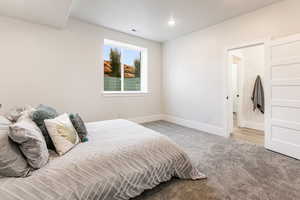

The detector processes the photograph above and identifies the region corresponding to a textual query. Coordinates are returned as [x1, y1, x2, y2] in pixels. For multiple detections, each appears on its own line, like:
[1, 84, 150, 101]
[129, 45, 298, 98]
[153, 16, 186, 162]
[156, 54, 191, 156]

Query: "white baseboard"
[128, 114, 163, 124]
[162, 115, 226, 137]
[240, 121, 264, 131]
[128, 114, 226, 137]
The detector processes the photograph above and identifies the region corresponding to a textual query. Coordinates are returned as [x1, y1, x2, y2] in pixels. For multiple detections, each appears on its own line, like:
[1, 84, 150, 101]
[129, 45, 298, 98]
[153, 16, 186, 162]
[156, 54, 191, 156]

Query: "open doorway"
[227, 44, 265, 145]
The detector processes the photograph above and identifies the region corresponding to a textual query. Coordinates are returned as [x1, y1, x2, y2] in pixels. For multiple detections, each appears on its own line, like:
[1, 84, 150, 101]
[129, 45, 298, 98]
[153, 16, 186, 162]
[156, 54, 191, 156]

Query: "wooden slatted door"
[265, 34, 300, 159]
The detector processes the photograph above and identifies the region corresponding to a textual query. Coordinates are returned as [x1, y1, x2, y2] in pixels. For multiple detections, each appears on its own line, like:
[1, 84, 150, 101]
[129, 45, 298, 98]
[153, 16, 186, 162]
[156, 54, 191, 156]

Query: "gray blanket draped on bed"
[0, 120, 205, 200]
[251, 75, 264, 114]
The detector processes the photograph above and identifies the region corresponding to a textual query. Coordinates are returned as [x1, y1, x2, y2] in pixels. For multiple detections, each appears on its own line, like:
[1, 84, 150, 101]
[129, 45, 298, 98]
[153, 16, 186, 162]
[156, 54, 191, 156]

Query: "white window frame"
[103, 39, 148, 96]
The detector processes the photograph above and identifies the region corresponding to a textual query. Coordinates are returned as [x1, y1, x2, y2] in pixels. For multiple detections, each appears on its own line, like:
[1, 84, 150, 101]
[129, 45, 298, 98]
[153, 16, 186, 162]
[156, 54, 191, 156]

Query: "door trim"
[223, 38, 270, 139]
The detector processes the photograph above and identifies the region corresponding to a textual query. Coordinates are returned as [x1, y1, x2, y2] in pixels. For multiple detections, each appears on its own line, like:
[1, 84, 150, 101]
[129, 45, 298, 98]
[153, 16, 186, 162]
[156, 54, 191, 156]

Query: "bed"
[0, 119, 205, 200]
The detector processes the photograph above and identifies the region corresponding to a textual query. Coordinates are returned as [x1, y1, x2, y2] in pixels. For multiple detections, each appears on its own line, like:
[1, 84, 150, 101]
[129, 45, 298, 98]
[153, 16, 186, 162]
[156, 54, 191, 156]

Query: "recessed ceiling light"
[168, 18, 176, 27]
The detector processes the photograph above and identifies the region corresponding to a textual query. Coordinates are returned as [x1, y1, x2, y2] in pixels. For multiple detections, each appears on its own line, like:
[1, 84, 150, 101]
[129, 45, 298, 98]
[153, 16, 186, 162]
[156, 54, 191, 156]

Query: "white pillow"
[0, 116, 11, 128]
[45, 113, 80, 155]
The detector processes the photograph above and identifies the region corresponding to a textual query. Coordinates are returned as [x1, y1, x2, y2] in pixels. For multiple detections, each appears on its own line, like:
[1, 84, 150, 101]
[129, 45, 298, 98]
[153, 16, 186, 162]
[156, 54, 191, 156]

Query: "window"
[103, 39, 147, 94]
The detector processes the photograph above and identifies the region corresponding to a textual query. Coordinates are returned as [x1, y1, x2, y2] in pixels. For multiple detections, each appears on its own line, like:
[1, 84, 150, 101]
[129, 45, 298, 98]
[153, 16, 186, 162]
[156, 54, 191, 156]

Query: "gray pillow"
[31, 104, 58, 150]
[9, 109, 49, 169]
[0, 116, 30, 177]
[69, 114, 88, 142]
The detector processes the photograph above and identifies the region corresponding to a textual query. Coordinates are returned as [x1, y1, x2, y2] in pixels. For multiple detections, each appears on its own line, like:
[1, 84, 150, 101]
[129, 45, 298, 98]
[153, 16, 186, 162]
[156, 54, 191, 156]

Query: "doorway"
[226, 43, 266, 145]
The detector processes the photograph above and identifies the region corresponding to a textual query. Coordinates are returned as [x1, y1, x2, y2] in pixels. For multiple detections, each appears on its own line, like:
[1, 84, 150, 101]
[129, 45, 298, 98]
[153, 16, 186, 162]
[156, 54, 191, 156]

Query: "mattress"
[0, 119, 205, 200]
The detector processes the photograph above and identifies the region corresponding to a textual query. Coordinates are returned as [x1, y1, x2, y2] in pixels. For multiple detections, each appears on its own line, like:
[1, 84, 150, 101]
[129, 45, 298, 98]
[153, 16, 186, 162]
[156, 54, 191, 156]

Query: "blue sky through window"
[103, 45, 140, 66]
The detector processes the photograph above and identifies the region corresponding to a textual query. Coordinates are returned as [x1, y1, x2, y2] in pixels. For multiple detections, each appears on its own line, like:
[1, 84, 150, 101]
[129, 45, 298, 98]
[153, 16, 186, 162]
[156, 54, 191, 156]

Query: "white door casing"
[265, 34, 300, 159]
[224, 39, 266, 138]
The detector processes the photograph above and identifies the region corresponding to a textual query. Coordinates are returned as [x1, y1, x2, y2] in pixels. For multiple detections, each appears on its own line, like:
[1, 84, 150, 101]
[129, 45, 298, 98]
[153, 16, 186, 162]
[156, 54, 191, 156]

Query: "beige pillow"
[9, 109, 49, 169]
[0, 116, 30, 177]
[45, 113, 80, 155]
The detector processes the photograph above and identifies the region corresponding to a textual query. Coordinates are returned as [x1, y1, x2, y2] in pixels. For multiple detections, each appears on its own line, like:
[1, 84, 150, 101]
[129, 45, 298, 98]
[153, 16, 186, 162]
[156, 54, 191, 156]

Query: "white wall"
[0, 17, 162, 122]
[240, 45, 265, 130]
[163, 0, 300, 135]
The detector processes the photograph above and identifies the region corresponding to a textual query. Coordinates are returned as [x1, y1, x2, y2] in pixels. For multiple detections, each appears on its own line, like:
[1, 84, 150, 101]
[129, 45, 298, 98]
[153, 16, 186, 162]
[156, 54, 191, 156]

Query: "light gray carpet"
[133, 120, 300, 200]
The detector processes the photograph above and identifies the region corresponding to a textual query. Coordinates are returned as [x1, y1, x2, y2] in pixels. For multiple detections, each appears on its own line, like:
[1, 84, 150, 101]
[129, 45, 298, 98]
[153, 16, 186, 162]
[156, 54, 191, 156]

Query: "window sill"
[102, 91, 149, 97]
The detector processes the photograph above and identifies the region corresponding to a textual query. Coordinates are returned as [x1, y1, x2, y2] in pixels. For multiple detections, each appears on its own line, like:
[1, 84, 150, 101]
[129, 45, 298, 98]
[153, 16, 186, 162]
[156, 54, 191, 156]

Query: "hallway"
[231, 113, 264, 145]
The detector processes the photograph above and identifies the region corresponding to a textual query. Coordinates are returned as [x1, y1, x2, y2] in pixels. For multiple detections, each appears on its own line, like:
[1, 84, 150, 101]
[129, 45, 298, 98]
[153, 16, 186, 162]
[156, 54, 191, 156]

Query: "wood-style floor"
[231, 114, 264, 145]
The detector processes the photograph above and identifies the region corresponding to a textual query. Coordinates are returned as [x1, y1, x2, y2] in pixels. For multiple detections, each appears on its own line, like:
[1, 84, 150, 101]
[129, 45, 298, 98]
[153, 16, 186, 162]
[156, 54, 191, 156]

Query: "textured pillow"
[31, 104, 58, 150]
[45, 113, 80, 156]
[0, 116, 10, 126]
[9, 109, 49, 169]
[4, 106, 27, 122]
[0, 116, 30, 177]
[69, 114, 88, 142]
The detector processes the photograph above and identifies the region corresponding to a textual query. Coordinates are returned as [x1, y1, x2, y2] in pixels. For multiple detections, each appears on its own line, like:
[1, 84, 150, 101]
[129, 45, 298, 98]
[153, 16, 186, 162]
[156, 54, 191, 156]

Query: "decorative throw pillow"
[31, 104, 59, 150]
[4, 106, 27, 122]
[45, 113, 80, 156]
[9, 109, 49, 169]
[0, 116, 30, 177]
[69, 114, 88, 142]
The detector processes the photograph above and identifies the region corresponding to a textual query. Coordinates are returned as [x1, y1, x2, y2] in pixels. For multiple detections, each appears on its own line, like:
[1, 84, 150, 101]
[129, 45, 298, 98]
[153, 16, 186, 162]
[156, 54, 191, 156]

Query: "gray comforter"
[0, 119, 205, 200]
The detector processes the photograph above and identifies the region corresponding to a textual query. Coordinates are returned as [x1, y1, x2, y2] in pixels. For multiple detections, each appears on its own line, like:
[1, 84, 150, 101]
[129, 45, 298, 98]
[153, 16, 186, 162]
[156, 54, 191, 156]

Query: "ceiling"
[71, 0, 283, 41]
[0, 0, 73, 28]
[0, 0, 283, 42]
